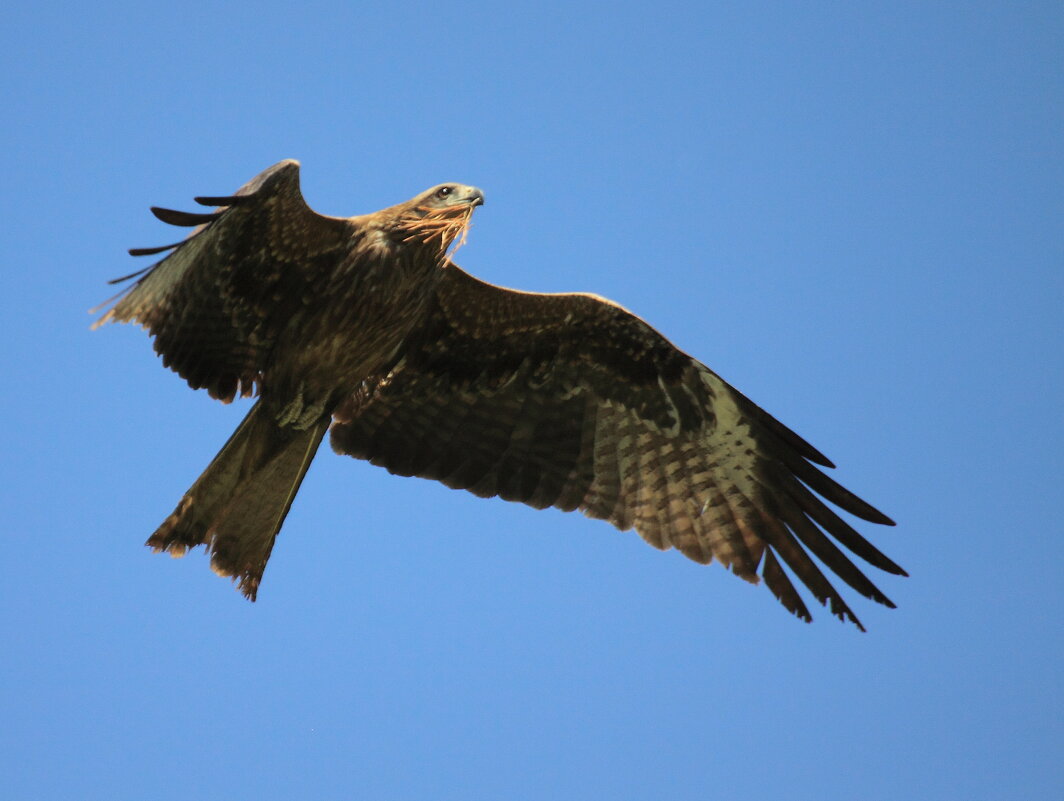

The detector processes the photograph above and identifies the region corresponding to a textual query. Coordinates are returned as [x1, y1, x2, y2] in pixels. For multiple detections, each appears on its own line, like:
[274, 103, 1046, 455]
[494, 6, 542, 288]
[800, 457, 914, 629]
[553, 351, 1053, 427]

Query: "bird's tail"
[146, 400, 329, 599]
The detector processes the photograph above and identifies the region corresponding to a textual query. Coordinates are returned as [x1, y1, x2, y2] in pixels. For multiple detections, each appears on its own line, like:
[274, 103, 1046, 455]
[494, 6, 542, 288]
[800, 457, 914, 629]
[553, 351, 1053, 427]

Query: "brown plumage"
[97, 159, 905, 628]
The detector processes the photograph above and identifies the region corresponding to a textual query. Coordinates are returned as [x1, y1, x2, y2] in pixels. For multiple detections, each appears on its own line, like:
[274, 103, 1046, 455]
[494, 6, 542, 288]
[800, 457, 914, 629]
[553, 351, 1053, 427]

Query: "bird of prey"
[96, 160, 905, 629]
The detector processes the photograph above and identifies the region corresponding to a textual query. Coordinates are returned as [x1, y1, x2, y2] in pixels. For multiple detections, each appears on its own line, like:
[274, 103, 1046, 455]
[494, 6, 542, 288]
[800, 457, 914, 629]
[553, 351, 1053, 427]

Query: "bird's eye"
[436, 186, 452, 198]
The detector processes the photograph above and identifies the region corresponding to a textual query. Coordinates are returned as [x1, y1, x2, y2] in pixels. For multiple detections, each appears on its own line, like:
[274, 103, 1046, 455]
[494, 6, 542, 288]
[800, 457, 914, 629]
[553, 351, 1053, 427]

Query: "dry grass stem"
[398, 205, 475, 260]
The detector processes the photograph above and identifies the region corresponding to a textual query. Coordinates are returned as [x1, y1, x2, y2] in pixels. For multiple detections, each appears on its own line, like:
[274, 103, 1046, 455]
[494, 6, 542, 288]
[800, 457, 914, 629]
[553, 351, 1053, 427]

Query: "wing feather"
[580, 406, 623, 520]
[760, 547, 813, 623]
[330, 265, 901, 626]
[149, 207, 223, 227]
[96, 160, 355, 401]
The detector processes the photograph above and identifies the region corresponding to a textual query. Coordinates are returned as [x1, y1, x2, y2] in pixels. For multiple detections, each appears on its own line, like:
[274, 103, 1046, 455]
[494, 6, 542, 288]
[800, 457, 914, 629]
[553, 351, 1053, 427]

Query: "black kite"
[96, 160, 905, 629]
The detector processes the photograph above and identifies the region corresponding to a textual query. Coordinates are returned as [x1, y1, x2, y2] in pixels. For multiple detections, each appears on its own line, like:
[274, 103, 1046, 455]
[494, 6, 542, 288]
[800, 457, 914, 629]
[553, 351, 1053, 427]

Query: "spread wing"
[331, 265, 906, 629]
[95, 159, 354, 401]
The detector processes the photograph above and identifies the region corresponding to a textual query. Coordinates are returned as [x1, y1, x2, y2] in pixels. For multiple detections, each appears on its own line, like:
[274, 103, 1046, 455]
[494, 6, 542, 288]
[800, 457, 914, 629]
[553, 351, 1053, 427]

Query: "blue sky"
[2, 2, 1061, 799]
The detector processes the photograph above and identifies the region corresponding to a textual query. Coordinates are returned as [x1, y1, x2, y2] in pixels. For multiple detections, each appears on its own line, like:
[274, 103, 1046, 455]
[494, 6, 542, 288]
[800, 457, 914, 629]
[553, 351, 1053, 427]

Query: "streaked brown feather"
[95, 160, 355, 401]
[331, 263, 902, 628]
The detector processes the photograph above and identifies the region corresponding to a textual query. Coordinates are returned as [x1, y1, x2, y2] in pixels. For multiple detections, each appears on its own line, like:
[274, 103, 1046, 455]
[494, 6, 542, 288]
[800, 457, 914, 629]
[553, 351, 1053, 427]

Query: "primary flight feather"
[97, 160, 905, 629]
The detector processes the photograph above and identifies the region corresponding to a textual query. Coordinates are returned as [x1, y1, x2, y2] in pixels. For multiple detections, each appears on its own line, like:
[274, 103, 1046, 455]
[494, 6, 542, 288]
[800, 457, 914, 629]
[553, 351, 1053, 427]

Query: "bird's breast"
[262, 250, 442, 418]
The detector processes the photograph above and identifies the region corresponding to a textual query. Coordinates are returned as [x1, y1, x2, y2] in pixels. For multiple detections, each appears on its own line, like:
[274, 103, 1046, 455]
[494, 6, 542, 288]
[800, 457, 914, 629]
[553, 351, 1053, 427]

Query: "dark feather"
[128, 242, 184, 258]
[760, 547, 812, 623]
[734, 389, 836, 468]
[774, 465, 907, 575]
[150, 206, 224, 227]
[107, 265, 155, 284]
[785, 455, 896, 525]
[755, 510, 864, 629]
[194, 194, 250, 207]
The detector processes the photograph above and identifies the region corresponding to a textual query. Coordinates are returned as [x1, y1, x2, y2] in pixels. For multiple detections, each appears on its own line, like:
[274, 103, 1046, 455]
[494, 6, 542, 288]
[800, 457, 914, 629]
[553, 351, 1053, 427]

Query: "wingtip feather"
[194, 195, 249, 207]
[150, 206, 222, 227]
[128, 242, 183, 257]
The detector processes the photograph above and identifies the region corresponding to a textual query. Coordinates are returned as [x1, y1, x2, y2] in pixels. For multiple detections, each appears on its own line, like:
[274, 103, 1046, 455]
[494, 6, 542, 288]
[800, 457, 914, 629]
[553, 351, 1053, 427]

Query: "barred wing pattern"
[94, 160, 354, 401]
[331, 266, 905, 629]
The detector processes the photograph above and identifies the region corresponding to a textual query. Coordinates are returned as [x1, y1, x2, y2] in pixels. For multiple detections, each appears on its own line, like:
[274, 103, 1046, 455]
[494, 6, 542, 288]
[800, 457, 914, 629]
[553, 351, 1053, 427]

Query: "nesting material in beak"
[398, 203, 477, 259]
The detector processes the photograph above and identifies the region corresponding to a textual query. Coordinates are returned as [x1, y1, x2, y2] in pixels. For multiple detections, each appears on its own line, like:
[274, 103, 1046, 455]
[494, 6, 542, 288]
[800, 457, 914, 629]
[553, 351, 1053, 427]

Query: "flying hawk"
[96, 160, 905, 629]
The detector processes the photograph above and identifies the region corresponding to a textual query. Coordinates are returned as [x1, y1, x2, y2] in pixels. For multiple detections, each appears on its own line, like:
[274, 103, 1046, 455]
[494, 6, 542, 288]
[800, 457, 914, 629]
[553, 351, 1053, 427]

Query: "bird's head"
[413, 183, 486, 212]
[394, 183, 485, 258]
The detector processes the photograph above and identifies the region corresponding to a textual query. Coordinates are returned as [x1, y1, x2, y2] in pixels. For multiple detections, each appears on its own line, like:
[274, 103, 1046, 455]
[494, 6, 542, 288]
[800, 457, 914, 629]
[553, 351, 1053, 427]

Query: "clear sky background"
[2, 2, 1061, 799]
